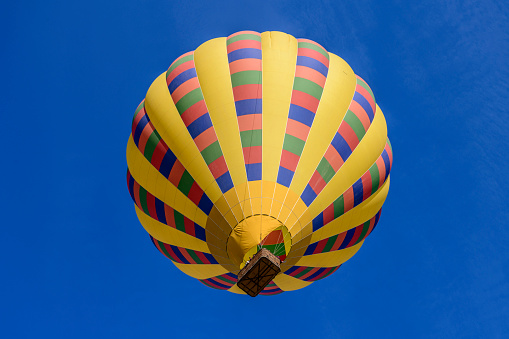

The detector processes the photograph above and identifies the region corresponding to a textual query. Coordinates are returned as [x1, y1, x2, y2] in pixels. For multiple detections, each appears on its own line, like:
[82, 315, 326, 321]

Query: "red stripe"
[297, 48, 330, 69]
[232, 84, 262, 100]
[243, 146, 262, 164]
[349, 100, 371, 129]
[323, 204, 334, 225]
[164, 204, 175, 228]
[343, 187, 355, 212]
[184, 217, 196, 237]
[324, 145, 344, 172]
[181, 100, 208, 127]
[349, 225, 365, 246]
[287, 266, 306, 277]
[227, 39, 261, 53]
[286, 118, 310, 141]
[170, 77, 200, 103]
[187, 182, 203, 205]
[355, 84, 376, 114]
[194, 251, 209, 264]
[194, 127, 217, 151]
[137, 123, 154, 153]
[338, 122, 360, 149]
[308, 171, 326, 194]
[150, 141, 168, 170]
[238, 114, 262, 131]
[331, 232, 347, 251]
[166, 60, 195, 85]
[133, 182, 142, 209]
[313, 239, 328, 254]
[179, 248, 196, 264]
[132, 106, 145, 130]
[280, 149, 300, 171]
[168, 160, 186, 187]
[146, 193, 157, 219]
[291, 89, 320, 112]
[361, 171, 373, 201]
[209, 156, 229, 179]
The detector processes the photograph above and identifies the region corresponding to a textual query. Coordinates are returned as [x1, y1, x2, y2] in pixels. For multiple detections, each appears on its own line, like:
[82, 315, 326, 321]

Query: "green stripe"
[387, 138, 392, 152]
[333, 196, 345, 218]
[322, 235, 338, 253]
[167, 54, 194, 74]
[143, 132, 160, 162]
[297, 42, 329, 60]
[293, 77, 323, 100]
[175, 88, 203, 114]
[200, 280, 216, 288]
[134, 101, 145, 115]
[283, 134, 305, 156]
[356, 78, 374, 100]
[369, 165, 380, 195]
[174, 210, 185, 233]
[316, 158, 335, 183]
[240, 129, 262, 147]
[344, 111, 366, 141]
[186, 249, 202, 264]
[216, 275, 236, 284]
[356, 221, 371, 245]
[227, 33, 261, 45]
[321, 267, 337, 279]
[138, 186, 149, 215]
[294, 267, 313, 279]
[178, 170, 194, 196]
[157, 241, 173, 261]
[201, 141, 222, 165]
[231, 70, 261, 87]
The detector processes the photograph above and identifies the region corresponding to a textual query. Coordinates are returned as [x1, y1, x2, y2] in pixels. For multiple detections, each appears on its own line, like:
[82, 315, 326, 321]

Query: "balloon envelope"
[126, 30, 393, 295]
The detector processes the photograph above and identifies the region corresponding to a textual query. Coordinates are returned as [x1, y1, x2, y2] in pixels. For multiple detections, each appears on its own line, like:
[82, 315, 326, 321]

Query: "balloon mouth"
[226, 214, 292, 268]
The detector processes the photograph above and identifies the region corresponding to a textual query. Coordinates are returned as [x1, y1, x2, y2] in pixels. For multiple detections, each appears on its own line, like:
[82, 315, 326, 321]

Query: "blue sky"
[2, 0, 508, 337]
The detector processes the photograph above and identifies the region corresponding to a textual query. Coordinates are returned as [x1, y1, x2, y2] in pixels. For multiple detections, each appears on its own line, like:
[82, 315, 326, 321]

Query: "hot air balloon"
[126, 30, 392, 296]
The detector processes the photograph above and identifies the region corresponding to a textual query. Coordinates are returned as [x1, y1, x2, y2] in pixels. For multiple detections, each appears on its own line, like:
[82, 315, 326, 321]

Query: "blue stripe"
[381, 150, 391, 180]
[198, 194, 213, 215]
[284, 266, 299, 275]
[187, 113, 213, 139]
[216, 172, 234, 193]
[352, 179, 364, 207]
[246, 163, 262, 181]
[339, 228, 356, 250]
[203, 252, 219, 264]
[235, 99, 262, 116]
[228, 48, 262, 62]
[168, 68, 197, 94]
[331, 133, 352, 161]
[194, 224, 206, 241]
[353, 92, 374, 121]
[288, 104, 315, 127]
[277, 166, 294, 187]
[133, 114, 149, 145]
[312, 213, 324, 232]
[305, 267, 327, 281]
[301, 185, 317, 207]
[304, 242, 318, 256]
[155, 198, 166, 223]
[128, 174, 135, 200]
[159, 150, 177, 178]
[170, 245, 190, 264]
[296, 56, 328, 77]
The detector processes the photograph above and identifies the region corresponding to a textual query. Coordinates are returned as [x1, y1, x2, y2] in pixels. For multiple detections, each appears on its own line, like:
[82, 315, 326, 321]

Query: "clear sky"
[2, 0, 509, 338]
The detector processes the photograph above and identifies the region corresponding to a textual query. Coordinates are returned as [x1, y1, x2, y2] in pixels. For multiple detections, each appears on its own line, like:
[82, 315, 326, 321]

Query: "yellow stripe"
[143, 73, 222, 202]
[294, 241, 364, 267]
[303, 105, 388, 225]
[290, 53, 356, 196]
[261, 31, 298, 182]
[228, 284, 247, 294]
[273, 273, 312, 291]
[134, 205, 209, 252]
[172, 262, 228, 279]
[126, 136, 207, 226]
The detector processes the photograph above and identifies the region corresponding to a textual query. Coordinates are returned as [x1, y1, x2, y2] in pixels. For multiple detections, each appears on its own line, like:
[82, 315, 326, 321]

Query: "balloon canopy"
[126, 30, 393, 295]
